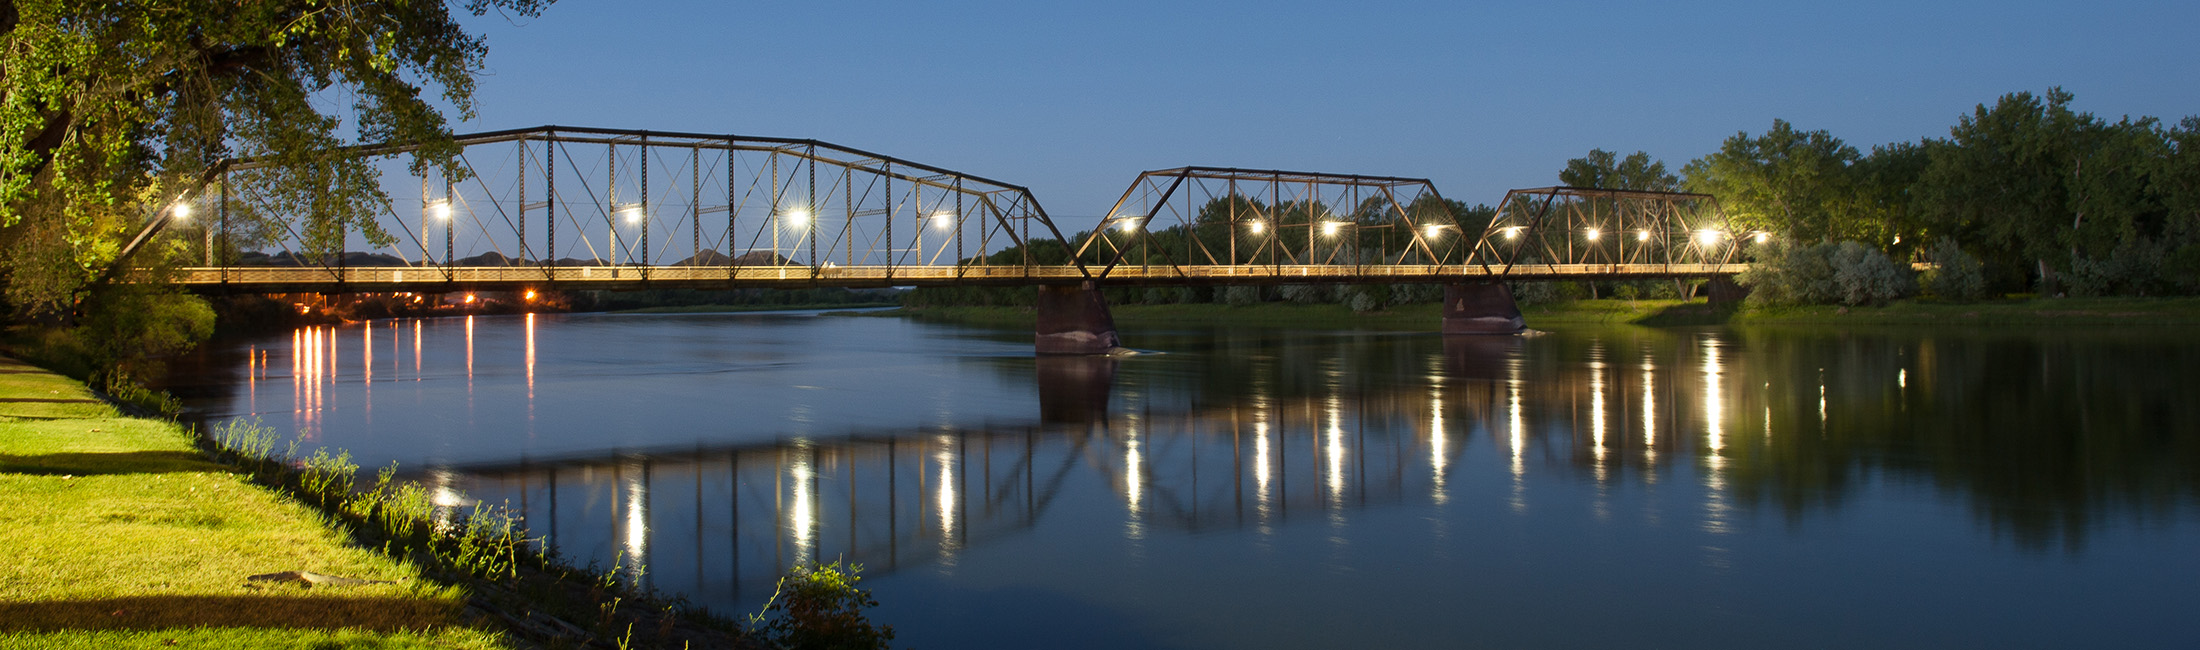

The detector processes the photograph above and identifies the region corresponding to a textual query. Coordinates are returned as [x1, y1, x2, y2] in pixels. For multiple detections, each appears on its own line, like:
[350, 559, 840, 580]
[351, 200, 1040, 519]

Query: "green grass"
[613, 301, 898, 314]
[1730, 296, 2200, 326]
[891, 296, 2200, 331]
[0, 359, 506, 649]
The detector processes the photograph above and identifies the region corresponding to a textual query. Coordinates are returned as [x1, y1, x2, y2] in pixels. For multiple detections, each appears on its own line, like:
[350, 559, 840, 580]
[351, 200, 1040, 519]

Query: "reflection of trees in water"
[443, 326, 2200, 614]
[1723, 329, 2200, 550]
[1025, 325, 2200, 551]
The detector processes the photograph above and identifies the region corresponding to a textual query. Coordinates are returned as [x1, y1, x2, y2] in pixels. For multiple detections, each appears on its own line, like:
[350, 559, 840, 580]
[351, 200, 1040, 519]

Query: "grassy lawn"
[885, 296, 2200, 330]
[0, 358, 506, 649]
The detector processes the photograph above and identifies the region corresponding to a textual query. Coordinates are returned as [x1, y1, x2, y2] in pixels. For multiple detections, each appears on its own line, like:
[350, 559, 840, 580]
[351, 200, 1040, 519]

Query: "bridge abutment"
[1036, 282, 1124, 355]
[1441, 282, 1526, 335]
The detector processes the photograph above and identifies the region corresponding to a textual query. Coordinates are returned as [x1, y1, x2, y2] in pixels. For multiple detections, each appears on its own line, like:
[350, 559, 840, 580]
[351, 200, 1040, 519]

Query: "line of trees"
[1668, 88, 2200, 301]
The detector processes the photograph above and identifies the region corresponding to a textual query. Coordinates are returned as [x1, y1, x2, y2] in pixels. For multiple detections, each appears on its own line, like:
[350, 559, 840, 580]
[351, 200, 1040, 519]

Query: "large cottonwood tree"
[0, 0, 549, 316]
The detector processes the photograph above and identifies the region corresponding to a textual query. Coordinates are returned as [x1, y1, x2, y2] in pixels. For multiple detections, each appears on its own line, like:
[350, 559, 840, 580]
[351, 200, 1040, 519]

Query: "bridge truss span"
[128, 125, 1082, 291]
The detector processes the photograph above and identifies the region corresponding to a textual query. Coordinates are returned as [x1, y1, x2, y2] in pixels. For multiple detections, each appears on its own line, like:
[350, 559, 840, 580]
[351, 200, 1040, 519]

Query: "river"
[157, 310, 2200, 649]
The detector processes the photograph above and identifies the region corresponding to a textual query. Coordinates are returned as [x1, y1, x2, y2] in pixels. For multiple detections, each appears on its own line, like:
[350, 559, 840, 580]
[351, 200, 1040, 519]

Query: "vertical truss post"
[546, 139, 557, 279]
[807, 145, 818, 275]
[518, 138, 528, 263]
[883, 162, 893, 277]
[608, 142, 618, 273]
[691, 146, 700, 265]
[954, 179, 965, 278]
[444, 177, 455, 280]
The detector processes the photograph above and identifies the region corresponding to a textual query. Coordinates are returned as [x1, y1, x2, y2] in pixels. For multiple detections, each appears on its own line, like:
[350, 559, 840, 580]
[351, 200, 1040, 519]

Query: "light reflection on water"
[160, 313, 2200, 650]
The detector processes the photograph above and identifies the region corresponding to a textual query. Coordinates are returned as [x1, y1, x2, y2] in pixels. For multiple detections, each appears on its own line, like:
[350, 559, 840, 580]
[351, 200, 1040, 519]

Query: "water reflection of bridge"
[440, 333, 1749, 606]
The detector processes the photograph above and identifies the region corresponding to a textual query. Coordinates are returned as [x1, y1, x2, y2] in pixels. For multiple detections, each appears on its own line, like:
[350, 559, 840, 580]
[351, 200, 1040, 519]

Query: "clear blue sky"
[453, 0, 2200, 230]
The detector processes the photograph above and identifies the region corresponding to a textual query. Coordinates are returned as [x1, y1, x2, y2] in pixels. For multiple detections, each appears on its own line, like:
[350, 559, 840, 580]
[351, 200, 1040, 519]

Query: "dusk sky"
[452, 0, 2200, 230]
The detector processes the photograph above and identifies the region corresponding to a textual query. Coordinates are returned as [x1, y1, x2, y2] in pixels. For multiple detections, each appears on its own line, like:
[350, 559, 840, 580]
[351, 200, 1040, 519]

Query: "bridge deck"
[158, 263, 1749, 293]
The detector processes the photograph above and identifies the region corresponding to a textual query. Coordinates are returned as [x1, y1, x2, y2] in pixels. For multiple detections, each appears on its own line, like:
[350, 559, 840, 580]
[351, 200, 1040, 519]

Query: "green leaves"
[0, 0, 553, 317]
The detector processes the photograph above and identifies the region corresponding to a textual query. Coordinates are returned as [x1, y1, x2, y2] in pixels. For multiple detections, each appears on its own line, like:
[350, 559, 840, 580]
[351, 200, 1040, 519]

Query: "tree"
[1683, 119, 1864, 242]
[1914, 88, 2174, 291]
[0, 0, 552, 317]
[1560, 149, 1678, 191]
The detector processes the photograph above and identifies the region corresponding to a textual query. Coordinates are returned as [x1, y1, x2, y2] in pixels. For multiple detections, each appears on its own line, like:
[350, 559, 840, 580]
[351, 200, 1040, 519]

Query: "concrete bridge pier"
[1442, 282, 1526, 335]
[1036, 282, 1124, 355]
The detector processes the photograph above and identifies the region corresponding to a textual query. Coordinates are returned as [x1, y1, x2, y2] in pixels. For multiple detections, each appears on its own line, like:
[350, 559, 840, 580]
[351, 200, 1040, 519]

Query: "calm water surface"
[159, 311, 2200, 649]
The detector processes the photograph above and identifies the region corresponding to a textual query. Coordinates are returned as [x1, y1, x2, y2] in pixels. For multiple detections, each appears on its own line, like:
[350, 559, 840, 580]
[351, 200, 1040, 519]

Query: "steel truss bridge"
[118, 126, 1751, 294]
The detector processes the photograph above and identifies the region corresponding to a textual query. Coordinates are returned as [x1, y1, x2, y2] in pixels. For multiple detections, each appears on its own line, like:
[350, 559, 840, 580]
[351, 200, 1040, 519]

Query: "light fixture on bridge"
[1502, 226, 1523, 240]
[1117, 218, 1141, 233]
[171, 203, 192, 221]
[1424, 224, 1444, 239]
[1696, 229, 1722, 245]
[1638, 230, 1652, 242]
[1248, 220, 1265, 234]
[1321, 221, 1344, 237]
[429, 199, 452, 220]
[783, 208, 811, 228]
[1585, 227, 1601, 241]
[1753, 231, 1771, 244]
[932, 211, 954, 229]
[616, 203, 644, 223]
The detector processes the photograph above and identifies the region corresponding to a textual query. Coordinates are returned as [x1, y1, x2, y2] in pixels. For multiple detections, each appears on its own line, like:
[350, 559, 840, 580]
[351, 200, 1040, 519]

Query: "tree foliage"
[0, 0, 551, 316]
[1560, 149, 1678, 191]
[1682, 119, 1864, 242]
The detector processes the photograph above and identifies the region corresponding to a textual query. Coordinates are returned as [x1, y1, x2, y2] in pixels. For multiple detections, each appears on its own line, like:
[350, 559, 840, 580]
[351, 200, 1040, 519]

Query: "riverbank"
[882, 296, 2200, 329]
[0, 357, 504, 648]
[0, 354, 761, 649]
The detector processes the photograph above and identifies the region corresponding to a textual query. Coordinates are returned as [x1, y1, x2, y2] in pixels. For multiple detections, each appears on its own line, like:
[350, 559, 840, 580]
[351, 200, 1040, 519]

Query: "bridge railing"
[167, 263, 1750, 291]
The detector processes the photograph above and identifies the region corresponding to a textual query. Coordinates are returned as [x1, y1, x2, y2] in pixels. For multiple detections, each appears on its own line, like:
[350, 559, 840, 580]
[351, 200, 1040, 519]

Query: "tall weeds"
[204, 419, 530, 584]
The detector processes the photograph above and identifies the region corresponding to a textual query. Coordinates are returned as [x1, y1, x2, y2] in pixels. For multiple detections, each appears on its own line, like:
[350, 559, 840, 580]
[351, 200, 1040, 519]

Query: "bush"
[1343, 284, 1389, 313]
[1221, 285, 1263, 306]
[2067, 237, 2171, 296]
[1922, 240, 1988, 301]
[1830, 241, 1914, 305]
[1278, 284, 1331, 304]
[749, 561, 895, 650]
[1744, 240, 1912, 306]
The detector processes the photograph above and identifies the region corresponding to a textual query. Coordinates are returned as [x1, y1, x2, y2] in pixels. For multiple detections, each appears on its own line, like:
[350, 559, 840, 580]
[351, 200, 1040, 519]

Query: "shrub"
[2067, 237, 2170, 296]
[1278, 284, 1331, 304]
[1221, 286, 1263, 306]
[1744, 240, 1911, 306]
[1830, 241, 1914, 305]
[1343, 284, 1389, 313]
[749, 561, 895, 650]
[1922, 240, 1988, 301]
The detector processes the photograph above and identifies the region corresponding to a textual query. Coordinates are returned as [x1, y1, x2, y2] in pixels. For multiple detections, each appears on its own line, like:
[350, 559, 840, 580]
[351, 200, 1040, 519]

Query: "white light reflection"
[1428, 386, 1448, 505]
[1701, 337, 1732, 536]
[1507, 356, 1526, 512]
[1642, 354, 1657, 469]
[465, 315, 475, 383]
[412, 320, 422, 379]
[1253, 419, 1273, 526]
[1589, 351, 1608, 478]
[1324, 396, 1345, 510]
[524, 313, 536, 403]
[789, 448, 814, 565]
[936, 435, 962, 559]
[1703, 338, 1724, 452]
[622, 461, 648, 585]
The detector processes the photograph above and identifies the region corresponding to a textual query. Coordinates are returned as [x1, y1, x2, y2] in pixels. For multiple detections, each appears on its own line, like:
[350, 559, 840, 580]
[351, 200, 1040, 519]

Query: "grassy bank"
[887, 296, 2200, 329]
[614, 301, 898, 315]
[0, 357, 504, 648]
